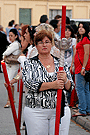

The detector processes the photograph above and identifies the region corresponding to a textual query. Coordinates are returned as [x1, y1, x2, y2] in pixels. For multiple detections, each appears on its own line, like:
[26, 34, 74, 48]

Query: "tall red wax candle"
[61, 5, 66, 39]
[1, 60, 21, 135]
[55, 5, 66, 135]
[18, 79, 23, 128]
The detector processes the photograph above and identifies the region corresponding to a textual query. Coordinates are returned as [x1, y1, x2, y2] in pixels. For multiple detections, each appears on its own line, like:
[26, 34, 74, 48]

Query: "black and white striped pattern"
[22, 55, 74, 109]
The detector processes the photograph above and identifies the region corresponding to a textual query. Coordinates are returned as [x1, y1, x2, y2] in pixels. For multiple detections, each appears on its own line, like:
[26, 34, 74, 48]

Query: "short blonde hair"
[35, 23, 55, 46]
[34, 30, 52, 45]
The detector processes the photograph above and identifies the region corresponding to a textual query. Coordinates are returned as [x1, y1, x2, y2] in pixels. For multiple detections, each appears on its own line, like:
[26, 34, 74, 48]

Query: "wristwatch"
[82, 67, 85, 70]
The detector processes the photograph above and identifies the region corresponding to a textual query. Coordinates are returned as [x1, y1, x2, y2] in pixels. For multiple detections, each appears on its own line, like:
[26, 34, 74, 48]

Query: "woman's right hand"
[53, 80, 64, 90]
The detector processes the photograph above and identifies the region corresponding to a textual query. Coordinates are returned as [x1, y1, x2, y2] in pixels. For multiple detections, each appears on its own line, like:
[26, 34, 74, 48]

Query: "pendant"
[47, 65, 51, 68]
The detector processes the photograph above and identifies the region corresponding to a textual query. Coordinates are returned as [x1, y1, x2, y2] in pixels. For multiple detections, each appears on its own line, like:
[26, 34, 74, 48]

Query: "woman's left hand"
[4, 79, 15, 88]
[4, 82, 8, 88]
[57, 70, 67, 83]
[81, 69, 85, 76]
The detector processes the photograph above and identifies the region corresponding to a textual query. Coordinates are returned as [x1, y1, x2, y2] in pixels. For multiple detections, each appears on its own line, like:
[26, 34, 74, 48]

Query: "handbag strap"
[77, 51, 83, 66]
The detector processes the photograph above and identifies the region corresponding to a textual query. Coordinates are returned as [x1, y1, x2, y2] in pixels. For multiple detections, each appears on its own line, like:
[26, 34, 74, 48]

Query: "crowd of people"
[0, 14, 90, 135]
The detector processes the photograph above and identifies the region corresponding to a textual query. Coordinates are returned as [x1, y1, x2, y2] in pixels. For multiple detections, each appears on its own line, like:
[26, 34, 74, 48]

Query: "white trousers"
[24, 106, 71, 135]
[59, 106, 71, 135]
[6, 64, 19, 81]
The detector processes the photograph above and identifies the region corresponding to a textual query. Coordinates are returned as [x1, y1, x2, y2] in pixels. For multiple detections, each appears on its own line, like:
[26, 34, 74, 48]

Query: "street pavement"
[0, 73, 25, 135]
[71, 108, 90, 133]
[0, 73, 90, 135]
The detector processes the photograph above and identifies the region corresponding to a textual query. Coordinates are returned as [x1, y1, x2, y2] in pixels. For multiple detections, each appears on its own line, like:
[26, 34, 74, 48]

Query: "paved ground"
[0, 72, 90, 135]
[71, 105, 90, 133]
[69, 120, 90, 135]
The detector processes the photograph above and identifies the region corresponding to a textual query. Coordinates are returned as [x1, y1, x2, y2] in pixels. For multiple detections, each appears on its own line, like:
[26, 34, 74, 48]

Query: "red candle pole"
[18, 79, 23, 128]
[61, 5, 66, 39]
[55, 5, 66, 135]
[1, 60, 21, 135]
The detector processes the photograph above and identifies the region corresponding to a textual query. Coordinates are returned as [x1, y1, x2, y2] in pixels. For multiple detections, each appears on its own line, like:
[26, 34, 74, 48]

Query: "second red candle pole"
[55, 5, 66, 135]
[1, 60, 21, 135]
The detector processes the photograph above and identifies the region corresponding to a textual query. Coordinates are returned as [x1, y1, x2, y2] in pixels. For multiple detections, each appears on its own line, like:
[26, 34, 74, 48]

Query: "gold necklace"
[38, 56, 51, 69]
[47, 65, 51, 68]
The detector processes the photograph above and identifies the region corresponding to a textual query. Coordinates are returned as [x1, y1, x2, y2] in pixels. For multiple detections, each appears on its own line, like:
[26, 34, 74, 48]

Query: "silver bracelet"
[82, 67, 85, 70]
[64, 78, 68, 84]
